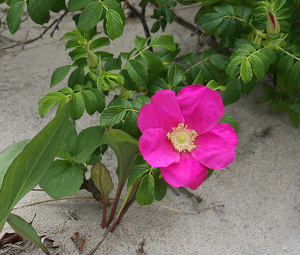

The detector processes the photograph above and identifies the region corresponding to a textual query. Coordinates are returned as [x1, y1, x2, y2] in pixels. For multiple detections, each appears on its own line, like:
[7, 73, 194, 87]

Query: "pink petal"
[139, 128, 180, 168]
[192, 124, 238, 169]
[137, 90, 184, 133]
[161, 153, 208, 190]
[177, 85, 224, 134]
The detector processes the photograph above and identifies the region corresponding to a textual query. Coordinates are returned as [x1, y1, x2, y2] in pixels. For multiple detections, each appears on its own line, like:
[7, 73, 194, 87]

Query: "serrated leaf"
[277, 55, 294, 76]
[201, 49, 217, 60]
[105, 9, 124, 40]
[193, 68, 204, 84]
[70, 93, 85, 120]
[56, 120, 77, 159]
[288, 108, 300, 127]
[72, 126, 105, 163]
[220, 114, 238, 133]
[100, 106, 126, 127]
[182, 52, 195, 65]
[241, 77, 256, 96]
[66, 40, 81, 49]
[81, 90, 98, 115]
[256, 94, 274, 103]
[209, 54, 229, 70]
[40, 160, 83, 200]
[7, 1, 25, 34]
[261, 48, 277, 64]
[250, 55, 265, 80]
[121, 111, 139, 138]
[120, 69, 139, 92]
[158, 46, 180, 63]
[126, 59, 149, 88]
[201, 61, 218, 81]
[206, 80, 219, 90]
[289, 104, 300, 114]
[222, 78, 242, 106]
[7, 214, 50, 254]
[153, 168, 168, 201]
[168, 63, 183, 87]
[277, 100, 293, 112]
[237, 5, 252, 19]
[68, 0, 92, 11]
[127, 164, 151, 188]
[136, 175, 154, 206]
[89, 37, 110, 50]
[226, 55, 246, 76]
[141, 50, 164, 74]
[148, 76, 168, 93]
[134, 36, 150, 51]
[78, 1, 103, 34]
[91, 88, 106, 113]
[290, 61, 300, 87]
[51, 65, 71, 88]
[149, 34, 176, 51]
[68, 68, 84, 89]
[255, 51, 270, 72]
[69, 48, 87, 61]
[262, 83, 277, 95]
[219, 17, 236, 38]
[38, 96, 61, 118]
[199, 12, 224, 31]
[214, 4, 234, 15]
[107, 98, 132, 108]
[60, 30, 84, 41]
[27, 0, 50, 25]
[47, 0, 65, 12]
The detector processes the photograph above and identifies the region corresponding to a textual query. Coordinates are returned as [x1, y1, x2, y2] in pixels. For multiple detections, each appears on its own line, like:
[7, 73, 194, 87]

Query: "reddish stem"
[106, 184, 123, 227]
[111, 200, 135, 232]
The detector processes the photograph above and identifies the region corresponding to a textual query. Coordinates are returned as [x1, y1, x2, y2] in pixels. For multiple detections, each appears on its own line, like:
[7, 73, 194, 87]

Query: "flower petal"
[139, 128, 180, 168]
[192, 124, 238, 169]
[177, 85, 224, 134]
[137, 90, 184, 133]
[161, 153, 208, 190]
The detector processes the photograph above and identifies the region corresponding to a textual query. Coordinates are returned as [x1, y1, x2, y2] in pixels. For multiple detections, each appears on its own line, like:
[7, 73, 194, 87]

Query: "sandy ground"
[1, 3, 300, 255]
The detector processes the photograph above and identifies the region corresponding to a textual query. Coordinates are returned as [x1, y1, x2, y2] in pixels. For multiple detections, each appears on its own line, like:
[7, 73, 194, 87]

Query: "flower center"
[167, 123, 198, 152]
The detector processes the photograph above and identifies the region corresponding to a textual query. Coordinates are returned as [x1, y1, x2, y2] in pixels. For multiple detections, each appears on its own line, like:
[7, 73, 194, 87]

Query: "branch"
[0, 9, 68, 52]
[173, 12, 203, 36]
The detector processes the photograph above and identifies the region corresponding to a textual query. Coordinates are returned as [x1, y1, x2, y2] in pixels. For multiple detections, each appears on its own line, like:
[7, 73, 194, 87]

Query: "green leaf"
[134, 36, 150, 51]
[141, 50, 164, 74]
[27, 0, 50, 25]
[277, 55, 294, 76]
[201, 49, 217, 60]
[38, 95, 62, 117]
[91, 88, 106, 113]
[108, 98, 132, 108]
[182, 52, 195, 65]
[277, 100, 293, 112]
[91, 163, 114, 203]
[206, 80, 220, 90]
[241, 77, 256, 96]
[226, 55, 246, 76]
[68, 68, 84, 88]
[89, 37, 110, 50]
[78, 1, 103, 34]
[199, 13, 224, 31]
[56, 120, 77, 159]
[288, 108, 300, 127]
[81, 90, 98, 115]
[191, 68, 203, 84]
[205, 168, 214, 181]
[151, 20, 160, 33]
[222, 78, 242, 106]
[136, 175, 154, 205]
[262, 83, 277, 95]
[158, 46, 180, 63]
[237, 5, 252, 19]
[218, 17, 236, 38]
[220, 114, 238, 133]
[168, 63, 183, 87]
[261, 48, 277, 64]
[100, 106, 126, 127]
[0, 102, 72, 231]
[47, 0, 65, 12]
[250, 55, 265, 80]
[121, 111, 139, 138]
[7, 1, 25, 34]
[103, 0, 125, 23]
[201, 61, 218, 81]
[103, 129, 139, 188]
[70, 93, 84, 120]
[153, 168, 168, 201]
[256, 94, 274, 103]
[240, 59, 253, 84]
[255, 51, 270, 72]
[270, 96, 279, 113]
[165, 7, 173, 23]
[273, 0, 286, 12]
[40, 160, 83, 200]
[105, 9, 124, 40]
[7, 214, 50, 254]
[51, 65, 71, 88]
[0, 140, 30, 189]
[126, 59, 149, 88]
[289, 104, 300, 114]
[60, 30, 84, 41]
[127, 164, 151, 188]
[148, 76, 168, 93]
[149, 34, 176, 51]
[214, 4, 234, 15]
[72, 126, 105, 163]
[120, 70, 139, 92]
[290, 61, 300, 87]
[209, 54, 229, 70]
[68, 0, 93, 11]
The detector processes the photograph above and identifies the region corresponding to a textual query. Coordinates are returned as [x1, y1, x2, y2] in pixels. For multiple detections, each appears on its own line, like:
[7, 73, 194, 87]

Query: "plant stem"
[106, 183, 123, 226]
[279, 47, 300, 61]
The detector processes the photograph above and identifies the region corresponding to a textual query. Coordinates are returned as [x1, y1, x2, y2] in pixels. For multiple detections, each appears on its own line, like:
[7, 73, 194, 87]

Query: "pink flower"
[137, 85, 238, 190]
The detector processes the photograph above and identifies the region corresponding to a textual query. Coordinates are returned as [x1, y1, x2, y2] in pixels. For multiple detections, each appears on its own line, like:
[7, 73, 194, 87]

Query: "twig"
[173, 12, 202, 36]
[60, 220, 66, 233]
[0, 9, 68, 52]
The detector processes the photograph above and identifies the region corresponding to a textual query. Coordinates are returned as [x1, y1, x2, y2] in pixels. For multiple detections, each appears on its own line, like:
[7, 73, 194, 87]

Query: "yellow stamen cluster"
[167, 123, 198, 152]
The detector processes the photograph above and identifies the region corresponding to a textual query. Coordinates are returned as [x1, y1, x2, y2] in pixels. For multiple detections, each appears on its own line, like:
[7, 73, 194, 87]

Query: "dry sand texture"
[0, 3, 300, 255]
